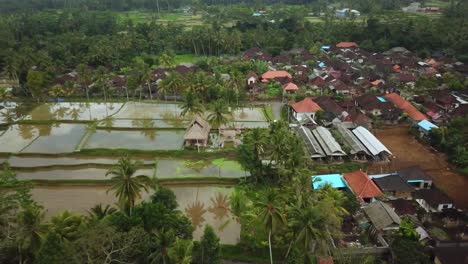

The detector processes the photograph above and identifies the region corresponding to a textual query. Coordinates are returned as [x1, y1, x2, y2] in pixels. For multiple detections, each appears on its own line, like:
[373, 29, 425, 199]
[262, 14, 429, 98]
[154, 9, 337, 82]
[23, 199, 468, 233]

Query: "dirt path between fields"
[368, 125, 468, 209]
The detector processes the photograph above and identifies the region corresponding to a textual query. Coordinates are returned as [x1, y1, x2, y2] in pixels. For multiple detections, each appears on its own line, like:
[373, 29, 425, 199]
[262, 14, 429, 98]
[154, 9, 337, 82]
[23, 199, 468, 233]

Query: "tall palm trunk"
[147, 82, 153, 100]
[269, 230, 273, 264]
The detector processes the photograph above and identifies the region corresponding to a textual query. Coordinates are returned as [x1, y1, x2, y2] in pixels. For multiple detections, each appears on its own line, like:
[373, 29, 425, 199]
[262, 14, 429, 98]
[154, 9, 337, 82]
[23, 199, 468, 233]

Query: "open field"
[369, 125, 468, 209]
[114, 11, 204, 27]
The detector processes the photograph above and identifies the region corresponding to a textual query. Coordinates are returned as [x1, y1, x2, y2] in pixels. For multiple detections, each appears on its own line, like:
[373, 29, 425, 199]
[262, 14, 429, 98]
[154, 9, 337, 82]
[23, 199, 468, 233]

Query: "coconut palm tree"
[87, 204, 117, 221]
[16, 206, 48, 264]
[159, 52, 175, 68]
[106, 156, 154, 216]
[256, 189, 286, 264]
[180, 91, 204, 117]
[50, 210, 83, 241]
[77, 63, 92, 100]
[168, 238, 194, 264]
[207, 99, 231, 137]
[149, 229, 175, 264]
[159, 72, 183, 101]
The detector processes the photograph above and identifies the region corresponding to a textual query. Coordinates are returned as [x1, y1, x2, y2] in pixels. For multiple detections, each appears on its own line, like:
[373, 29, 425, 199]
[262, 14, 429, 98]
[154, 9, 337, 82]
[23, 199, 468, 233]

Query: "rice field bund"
[0, 101, 268, 244]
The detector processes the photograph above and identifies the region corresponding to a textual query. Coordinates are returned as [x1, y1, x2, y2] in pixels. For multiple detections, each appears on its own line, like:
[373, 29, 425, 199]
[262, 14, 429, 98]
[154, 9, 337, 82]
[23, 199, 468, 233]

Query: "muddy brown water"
[31, 185, 240, 244]
[370, 125, 468, 209]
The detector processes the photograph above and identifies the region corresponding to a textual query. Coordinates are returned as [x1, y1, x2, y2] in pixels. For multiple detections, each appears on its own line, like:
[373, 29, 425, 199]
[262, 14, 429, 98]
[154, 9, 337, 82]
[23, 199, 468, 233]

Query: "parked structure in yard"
[398, 166, 433, 189]
[414, 188, 454, 212]
[363, 201, 401, 231]
[311, 126, 346, 161]
[296, 126, 326, 161]
[343, 170, 383, 203]
[184, 116, 211, 147]
[312, 174, 348, 190]
[352, 126, 392, 160]
[372, 175, 414, 198]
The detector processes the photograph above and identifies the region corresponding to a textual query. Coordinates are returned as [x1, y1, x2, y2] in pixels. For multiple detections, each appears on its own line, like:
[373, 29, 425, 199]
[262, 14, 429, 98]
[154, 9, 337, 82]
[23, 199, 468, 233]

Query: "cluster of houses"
[244, 42, 467, 125]
[312, 166, 468, 263]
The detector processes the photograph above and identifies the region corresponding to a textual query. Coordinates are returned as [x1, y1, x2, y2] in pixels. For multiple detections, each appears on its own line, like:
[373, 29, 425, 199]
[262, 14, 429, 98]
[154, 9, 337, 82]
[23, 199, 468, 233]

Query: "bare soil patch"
[368, 125, 468, 209]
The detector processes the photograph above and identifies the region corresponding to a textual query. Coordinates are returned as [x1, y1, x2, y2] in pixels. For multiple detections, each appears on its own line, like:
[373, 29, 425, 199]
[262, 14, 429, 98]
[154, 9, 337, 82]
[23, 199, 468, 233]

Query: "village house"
[314, 96, 347, 119]
[184, 116, 211, 148]
[352, 126, 392, 161]
[398, 166, 433, 190]
[261, 70, 292, 83]
[355, 94, 401, 122]
[312, 174, 348, 190]
[414, 188, 454, 212]
[289, 97, 322, 123]
[335, 42, 359, 49]
[385, 199, 418, 217]
[372, 175, 414, 198]
[384, 93, 427, 124]
[343, 170, 383, 203]
[246, 71, 258, 86]
[430, 89, 458, 111]
[363, 200, 401, 232]
[282, 82, 299, 93]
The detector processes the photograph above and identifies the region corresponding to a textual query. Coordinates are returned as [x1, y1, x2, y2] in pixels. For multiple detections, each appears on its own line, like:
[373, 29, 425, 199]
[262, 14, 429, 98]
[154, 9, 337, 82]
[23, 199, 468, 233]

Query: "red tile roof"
[283, 82, 299, 91]
[261, 70, 292, 81]
[336, 42, 359, 48]
[385, 93, 427, 121]
[290, 97, 322, 113]
[343, 170, 383, 202]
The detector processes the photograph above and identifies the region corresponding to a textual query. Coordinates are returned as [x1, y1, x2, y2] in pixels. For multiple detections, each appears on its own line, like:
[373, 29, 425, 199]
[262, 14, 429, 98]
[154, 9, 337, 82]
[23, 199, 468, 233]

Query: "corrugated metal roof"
[352, 126, 392, 156]
[312, 126, 346, 156]
[336, 124, 370, 155]
[297, 126, 325, 158]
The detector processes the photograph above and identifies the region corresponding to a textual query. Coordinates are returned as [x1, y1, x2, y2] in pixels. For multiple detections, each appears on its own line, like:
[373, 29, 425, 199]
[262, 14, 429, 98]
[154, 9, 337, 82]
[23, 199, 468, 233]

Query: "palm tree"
[77, 63, 92, 100]
[159, 72, 183, 101]
[50, 210, 82, 241]
[159, 52, 175, 68]
[106, 156, 154, 215]
[168, 238, 194, 264]
[256, 189, 286, 264]
[95, 66, 108, 101]
[87, 204, 117, 220]
[180, 91, 204, 117]
[149, 229, 175, 264]
[16, 206, 48, 264]
[207, 99, 231, 138]
[288, 205, 327, 263]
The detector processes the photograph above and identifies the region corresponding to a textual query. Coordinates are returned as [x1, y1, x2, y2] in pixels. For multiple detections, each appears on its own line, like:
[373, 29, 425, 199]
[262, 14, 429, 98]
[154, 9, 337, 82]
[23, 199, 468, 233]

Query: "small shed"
[363, 201, 401, 231]
[417, 120, 438, 137]
[398, 166, 433, 189]
[184, 116, 211, 147]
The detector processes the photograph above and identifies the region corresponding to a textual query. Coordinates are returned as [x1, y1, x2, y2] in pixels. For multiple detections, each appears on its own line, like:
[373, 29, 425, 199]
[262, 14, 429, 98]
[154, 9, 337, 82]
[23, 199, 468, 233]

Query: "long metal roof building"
[335, 124, 370, 156]
[297, 126, 326, 159]
[311, 126, 346, 157]
[352, 126, 392, 157]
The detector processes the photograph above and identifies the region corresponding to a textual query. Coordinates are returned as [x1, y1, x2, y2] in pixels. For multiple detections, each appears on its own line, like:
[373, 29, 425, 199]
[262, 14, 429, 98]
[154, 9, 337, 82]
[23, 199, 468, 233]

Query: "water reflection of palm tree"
[37, 124, 52, 137]
[103, 116, 114, 132]
[17, 124, 35, 139]
[54, 106, 69, 120]
[0, 108, 16, 123]
[69, 107, 82, 121]
[132, 119, 157, 140]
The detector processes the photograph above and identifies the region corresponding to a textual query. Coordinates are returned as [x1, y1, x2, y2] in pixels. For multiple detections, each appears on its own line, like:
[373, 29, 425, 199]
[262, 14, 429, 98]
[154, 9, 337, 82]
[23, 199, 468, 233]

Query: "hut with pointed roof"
[184, 116, 211, 147]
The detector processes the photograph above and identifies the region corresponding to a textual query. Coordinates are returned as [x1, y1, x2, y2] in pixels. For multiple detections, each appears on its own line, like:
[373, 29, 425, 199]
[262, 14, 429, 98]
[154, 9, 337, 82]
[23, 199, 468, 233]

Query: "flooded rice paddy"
[84, 129, 185, 150]
[31, 185, 240, 244]
[7, 156, 247, 180]
[26, 102, 124, 121]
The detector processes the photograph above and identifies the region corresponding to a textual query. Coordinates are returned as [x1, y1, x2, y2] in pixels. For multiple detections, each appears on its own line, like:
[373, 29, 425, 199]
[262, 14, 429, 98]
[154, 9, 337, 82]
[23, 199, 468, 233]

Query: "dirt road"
[369, 125, 468, 209]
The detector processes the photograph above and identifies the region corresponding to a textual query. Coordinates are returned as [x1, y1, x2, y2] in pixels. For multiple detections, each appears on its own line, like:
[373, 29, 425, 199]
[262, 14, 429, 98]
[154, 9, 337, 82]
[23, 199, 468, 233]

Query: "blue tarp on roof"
[418, 120, 438, 132]
[376, 96, 387, 102]
[321, 46, 331, 50]
[312, 174, 347, 189]
[318, 62, 325, 68]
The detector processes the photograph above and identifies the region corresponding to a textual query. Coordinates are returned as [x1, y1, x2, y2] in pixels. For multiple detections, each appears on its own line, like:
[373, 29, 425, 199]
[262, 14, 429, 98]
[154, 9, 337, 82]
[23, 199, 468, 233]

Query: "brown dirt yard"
[369, 125, 468, 209]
